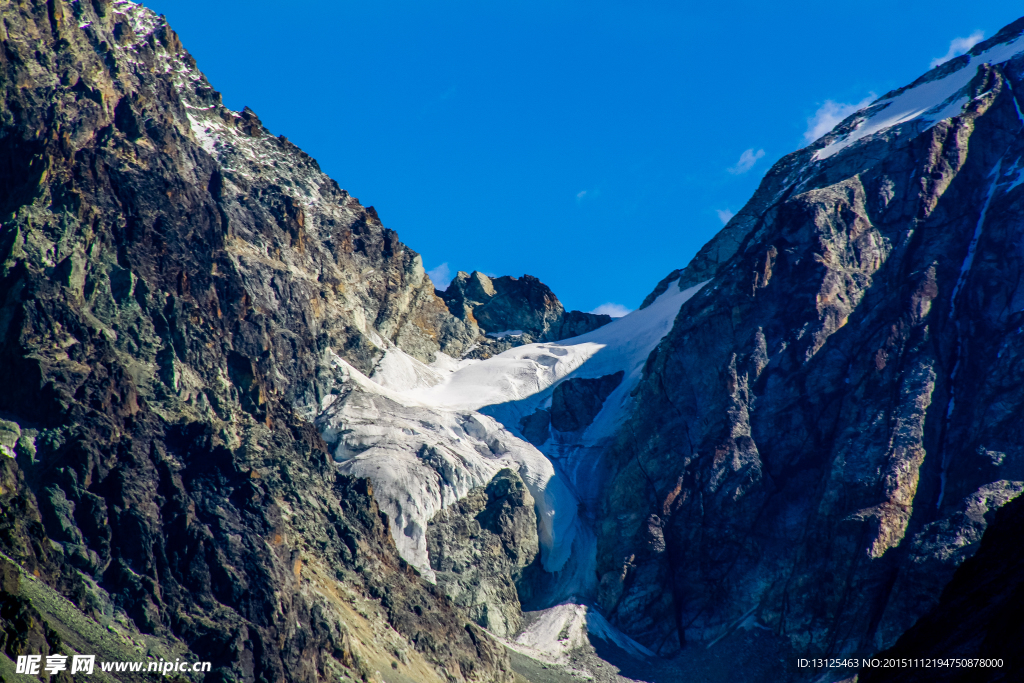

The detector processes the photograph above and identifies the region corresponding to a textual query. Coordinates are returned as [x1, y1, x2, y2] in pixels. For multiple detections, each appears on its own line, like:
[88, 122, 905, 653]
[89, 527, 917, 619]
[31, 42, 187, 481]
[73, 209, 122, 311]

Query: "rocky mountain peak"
[0, 1, 513, 680]
[440, 270, 611, 356]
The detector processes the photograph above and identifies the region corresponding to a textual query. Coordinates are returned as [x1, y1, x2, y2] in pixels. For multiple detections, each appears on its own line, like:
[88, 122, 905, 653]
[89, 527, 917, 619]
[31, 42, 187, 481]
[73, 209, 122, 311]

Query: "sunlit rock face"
[596, 18, 1024, 662]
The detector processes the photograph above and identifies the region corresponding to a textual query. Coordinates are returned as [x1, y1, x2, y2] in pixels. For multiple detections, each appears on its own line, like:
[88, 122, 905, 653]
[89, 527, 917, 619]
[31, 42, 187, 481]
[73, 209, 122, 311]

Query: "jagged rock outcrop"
[517, 411, 552, 449]
[0, 1, 512, 681]
[427, 469, 540, 638]
[440, 271, 610, 357]
[595, 16, 1024, 673]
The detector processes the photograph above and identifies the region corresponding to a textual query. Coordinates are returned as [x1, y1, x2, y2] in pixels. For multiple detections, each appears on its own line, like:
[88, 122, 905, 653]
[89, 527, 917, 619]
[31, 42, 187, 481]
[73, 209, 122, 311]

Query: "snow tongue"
[310, 273, 707, 676]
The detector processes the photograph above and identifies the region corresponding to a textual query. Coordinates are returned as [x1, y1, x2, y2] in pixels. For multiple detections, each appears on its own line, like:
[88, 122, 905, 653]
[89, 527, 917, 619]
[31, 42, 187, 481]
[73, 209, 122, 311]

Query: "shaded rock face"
[517, 410, 552, 449]
[426, 469, 540, 638]
[440, 271, 610, 356]
[858, 490, 1024, 683]
[512, 370, 622, 446]
[515, 371, 624, 447]
[550, 372, 624, 433]
[0, 2, 510, 682]
[596, 20, 1024, 665]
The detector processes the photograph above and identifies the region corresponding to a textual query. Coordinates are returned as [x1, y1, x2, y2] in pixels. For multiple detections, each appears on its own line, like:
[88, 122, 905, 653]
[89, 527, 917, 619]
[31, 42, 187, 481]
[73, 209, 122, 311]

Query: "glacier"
[314, 277, 708, 592]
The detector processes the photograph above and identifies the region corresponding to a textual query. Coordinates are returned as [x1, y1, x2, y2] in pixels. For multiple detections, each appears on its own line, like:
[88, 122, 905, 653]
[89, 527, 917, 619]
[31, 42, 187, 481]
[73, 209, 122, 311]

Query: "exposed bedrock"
[427, 469, 540, 638]
[515, 371, 625, 447]
[517, 410, 553, 449]
[597, 23, 1024, 667]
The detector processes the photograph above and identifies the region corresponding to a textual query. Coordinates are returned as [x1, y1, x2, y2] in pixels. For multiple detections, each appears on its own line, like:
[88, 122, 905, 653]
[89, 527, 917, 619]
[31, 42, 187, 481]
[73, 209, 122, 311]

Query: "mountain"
[439, 271, 612, 358]
[0, 1, 513, 681]
[859, 490, 1024, 683]
[3, 1, 1024, 682]
[593, 16, 1024, 677]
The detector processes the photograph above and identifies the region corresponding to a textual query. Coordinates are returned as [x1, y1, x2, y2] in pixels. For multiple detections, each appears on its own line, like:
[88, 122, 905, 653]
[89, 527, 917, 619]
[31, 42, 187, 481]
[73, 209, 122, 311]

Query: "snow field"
[510, 603, 654, 665]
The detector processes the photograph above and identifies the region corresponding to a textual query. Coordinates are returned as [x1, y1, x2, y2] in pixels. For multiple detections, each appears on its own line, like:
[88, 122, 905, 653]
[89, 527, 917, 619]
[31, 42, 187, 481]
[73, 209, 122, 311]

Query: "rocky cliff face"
[427, 469, 540, 639]
[595, 17, 1024, 673]
[0, 1, 516, 680]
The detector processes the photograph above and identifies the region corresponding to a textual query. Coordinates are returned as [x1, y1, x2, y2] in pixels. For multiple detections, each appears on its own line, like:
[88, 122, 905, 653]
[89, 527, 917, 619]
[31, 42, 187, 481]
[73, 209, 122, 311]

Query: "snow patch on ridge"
[113, 0, 161, 42]
[486, 329, 524, 339]
[815, 35, 1024, 160]
[407, 279, 708, 422]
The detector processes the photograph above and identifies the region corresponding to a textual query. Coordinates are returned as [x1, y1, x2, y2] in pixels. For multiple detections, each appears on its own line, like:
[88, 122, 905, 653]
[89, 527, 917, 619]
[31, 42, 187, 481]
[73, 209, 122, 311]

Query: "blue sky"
[147, 0, 1021, 314]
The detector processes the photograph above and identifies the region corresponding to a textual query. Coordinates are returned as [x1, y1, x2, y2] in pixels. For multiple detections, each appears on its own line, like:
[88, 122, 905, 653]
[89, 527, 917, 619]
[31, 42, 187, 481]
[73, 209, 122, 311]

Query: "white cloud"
[803, 94, 876, 144]
[727, 148, 765, 175]
[576, 188, 600, 204]
[931, 31, 984, 69]
[716, 209, 735, 225]
[590, 303, 631, 318]
[427, 262, 452, 290]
